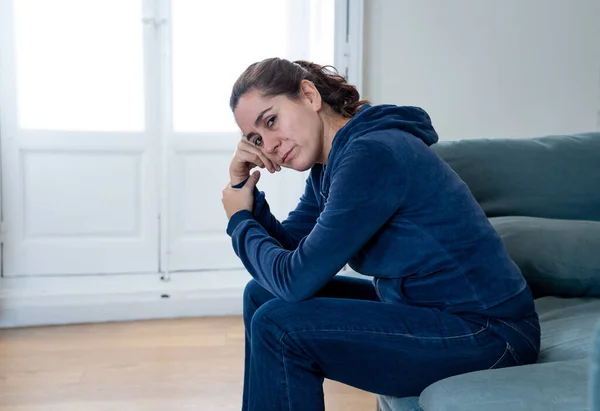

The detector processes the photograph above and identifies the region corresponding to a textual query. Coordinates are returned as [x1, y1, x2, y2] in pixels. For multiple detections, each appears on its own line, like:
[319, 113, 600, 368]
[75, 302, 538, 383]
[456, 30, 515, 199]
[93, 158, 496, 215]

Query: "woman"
[221, 57, 540, 411]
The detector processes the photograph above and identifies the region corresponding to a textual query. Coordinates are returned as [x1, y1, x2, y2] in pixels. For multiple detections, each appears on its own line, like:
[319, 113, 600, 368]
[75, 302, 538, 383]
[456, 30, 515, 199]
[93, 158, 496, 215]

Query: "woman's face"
[233, 81, 324, 171]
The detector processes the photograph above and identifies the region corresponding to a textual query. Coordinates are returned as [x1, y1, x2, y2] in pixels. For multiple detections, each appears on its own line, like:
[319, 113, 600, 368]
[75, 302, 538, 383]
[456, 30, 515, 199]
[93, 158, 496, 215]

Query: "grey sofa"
[377, 132, 600, 411]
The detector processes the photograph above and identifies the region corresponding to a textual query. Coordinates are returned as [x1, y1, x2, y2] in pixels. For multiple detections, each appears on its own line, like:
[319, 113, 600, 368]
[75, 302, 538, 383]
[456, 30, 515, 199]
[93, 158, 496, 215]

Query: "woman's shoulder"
[344, 130, 448, 178]
[350, 128, 423, 155]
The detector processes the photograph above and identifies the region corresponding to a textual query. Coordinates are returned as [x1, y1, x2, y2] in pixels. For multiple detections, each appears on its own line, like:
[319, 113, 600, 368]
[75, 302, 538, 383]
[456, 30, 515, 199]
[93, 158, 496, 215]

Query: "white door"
[0, 0, 160, 276]
[163, 0, 335, 272]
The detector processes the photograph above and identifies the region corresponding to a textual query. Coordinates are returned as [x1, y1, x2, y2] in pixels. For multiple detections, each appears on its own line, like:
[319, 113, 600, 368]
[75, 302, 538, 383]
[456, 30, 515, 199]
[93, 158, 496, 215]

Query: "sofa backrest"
[431, 132, 600, 221]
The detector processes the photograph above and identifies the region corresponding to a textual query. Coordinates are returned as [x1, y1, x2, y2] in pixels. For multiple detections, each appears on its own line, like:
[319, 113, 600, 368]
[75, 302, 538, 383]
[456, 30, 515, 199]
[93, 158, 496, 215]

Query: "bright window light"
[14, 0, 145, 131]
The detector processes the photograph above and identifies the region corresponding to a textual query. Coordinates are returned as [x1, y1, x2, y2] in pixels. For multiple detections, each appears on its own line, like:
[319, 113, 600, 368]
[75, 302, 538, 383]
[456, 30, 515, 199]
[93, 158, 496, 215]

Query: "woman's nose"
[264, 138, 280, 155]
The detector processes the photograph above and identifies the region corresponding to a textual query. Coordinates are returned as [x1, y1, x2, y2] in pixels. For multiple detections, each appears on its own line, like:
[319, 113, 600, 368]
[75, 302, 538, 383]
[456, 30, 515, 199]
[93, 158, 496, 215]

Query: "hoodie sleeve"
[227, 138, 409, 302]
[228, 175, 320, 250]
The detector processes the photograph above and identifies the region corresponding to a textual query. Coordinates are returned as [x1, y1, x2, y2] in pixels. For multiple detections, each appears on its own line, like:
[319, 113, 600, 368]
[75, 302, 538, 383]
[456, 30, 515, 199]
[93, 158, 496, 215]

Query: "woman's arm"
[226, 139, 409, 302]
[227, 137, 319, 249]
[231, 171, 320, 250]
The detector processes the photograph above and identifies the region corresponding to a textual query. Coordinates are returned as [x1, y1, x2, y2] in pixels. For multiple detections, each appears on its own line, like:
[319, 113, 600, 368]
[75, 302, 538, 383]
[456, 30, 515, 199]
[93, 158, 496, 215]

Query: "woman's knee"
[251, 298, 314, 335]
[250, 300, 316, 357]
[243, 279, 276, 318]
[250, 299, 292, 338]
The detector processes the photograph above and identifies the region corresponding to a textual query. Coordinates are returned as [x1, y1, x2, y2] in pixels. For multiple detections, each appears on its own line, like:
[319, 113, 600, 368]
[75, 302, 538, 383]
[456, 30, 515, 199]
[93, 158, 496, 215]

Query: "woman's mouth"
[282, 147, 294, 164]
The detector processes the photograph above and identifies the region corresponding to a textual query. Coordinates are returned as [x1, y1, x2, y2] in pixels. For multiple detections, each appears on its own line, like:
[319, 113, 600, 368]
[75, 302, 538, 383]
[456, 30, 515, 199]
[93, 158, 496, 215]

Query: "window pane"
[172, 0, 290, 133]
[14, 0, 145, 131]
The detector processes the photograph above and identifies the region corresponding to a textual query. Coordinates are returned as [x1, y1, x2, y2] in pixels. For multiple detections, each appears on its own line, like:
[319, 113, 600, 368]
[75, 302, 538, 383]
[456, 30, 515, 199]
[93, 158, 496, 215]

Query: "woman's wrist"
[230, 173, 250, 187]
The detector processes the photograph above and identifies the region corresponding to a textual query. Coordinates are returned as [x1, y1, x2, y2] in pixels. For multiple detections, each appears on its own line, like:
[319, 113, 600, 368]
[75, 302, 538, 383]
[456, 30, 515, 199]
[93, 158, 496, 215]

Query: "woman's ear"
[300, 79, 322, 112]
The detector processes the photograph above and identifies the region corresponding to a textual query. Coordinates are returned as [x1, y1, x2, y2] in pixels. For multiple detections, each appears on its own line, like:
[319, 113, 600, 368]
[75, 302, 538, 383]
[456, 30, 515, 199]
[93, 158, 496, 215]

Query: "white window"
[0, 0, 361, 278]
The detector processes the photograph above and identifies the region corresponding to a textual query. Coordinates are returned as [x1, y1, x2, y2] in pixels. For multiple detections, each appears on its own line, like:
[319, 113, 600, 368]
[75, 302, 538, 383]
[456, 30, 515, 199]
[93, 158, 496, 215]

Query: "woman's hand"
[229, 139, 280, 186]
[222, 170, 261, 220]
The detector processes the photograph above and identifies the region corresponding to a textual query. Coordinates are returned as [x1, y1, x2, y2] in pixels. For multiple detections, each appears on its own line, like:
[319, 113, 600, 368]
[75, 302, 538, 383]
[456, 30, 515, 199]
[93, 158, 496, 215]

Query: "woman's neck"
[320, 111, 351, 164]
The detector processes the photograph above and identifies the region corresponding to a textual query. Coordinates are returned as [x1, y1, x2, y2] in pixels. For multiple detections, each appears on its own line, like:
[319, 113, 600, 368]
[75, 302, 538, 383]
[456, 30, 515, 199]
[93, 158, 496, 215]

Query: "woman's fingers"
[237, 150, 265, 169]
[239, 140, 278, 173]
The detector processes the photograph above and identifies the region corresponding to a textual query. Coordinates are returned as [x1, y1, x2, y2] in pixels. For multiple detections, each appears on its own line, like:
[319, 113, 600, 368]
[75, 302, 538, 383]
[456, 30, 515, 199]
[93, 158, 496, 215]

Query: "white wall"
[363, 0, 600, 140]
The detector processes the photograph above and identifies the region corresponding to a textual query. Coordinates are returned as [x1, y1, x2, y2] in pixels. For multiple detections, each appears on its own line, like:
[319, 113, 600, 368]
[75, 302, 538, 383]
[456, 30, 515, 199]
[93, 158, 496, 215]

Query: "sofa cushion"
[418, 359, 589, 411]
[431, 132, 600, 221]
[376, 297, 600, 411]
[591, 325, 600, 411]
[378, 395, 422, 411]
[490, 216, 600, 298]
[536, 296, 600, 363]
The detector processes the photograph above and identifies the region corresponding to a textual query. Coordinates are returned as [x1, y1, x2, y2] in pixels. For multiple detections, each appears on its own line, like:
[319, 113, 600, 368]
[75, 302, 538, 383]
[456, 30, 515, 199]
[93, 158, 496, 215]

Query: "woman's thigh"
[251, 296, 511, 398]
[244, 275, 379, 313]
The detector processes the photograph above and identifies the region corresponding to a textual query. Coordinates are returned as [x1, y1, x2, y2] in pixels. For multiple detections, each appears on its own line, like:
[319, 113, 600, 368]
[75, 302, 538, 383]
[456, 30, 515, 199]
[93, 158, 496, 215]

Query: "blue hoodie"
[227, 104, 531, 317]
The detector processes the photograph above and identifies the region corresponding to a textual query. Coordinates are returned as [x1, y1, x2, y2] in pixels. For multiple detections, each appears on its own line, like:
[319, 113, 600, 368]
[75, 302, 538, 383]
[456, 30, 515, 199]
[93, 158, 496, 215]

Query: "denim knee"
[243, 280, 260, 322]
[250, 299, 291, 336]
[243, 279, 260, 307]
[243, 279, 278, 324]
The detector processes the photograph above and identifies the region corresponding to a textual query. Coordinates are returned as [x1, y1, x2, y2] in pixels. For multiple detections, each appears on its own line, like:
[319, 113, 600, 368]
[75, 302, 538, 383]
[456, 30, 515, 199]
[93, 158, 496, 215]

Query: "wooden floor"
[0, 316, 376, 411]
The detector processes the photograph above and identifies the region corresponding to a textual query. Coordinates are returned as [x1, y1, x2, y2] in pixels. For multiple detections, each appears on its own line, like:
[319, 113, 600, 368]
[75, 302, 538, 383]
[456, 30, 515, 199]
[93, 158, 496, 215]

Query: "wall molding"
[334, 0, 364, 94]
[0, 270, 251, 328]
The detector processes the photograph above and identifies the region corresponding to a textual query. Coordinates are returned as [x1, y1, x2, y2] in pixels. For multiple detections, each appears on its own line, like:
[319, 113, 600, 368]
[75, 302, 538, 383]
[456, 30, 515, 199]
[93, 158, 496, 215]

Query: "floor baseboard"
[0, 270, 250, 328]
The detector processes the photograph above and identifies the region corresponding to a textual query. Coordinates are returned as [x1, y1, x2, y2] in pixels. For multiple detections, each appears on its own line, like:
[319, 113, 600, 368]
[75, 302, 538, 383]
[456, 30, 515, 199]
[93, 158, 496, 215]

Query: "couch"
[377, 132, 600, 411]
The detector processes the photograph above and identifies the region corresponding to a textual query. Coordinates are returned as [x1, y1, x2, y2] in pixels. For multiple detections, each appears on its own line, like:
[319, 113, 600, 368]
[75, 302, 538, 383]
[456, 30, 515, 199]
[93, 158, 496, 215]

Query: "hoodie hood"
[317, 104, 439, 199]
[331, 104, 439, 152]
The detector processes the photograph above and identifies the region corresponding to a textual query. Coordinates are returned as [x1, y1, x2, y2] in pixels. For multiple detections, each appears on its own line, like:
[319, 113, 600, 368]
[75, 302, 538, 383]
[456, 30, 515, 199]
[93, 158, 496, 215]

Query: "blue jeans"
[242, 276, 540, 411]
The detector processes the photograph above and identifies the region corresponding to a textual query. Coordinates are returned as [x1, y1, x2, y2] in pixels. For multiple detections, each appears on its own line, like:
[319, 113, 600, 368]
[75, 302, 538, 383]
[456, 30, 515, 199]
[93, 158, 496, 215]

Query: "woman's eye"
[253, 136, 263, 147]
[266, 116, 276, 128]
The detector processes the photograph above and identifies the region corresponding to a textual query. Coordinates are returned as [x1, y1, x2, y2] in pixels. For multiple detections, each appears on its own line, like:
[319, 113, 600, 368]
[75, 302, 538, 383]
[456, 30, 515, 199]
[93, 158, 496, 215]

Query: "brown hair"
[229, 57, 368, 118]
